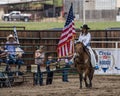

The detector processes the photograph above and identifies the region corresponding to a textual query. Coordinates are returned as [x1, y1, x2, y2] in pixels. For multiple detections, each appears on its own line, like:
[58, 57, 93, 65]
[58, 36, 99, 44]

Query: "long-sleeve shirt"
[35, 50, 45, 65]
[5, 41, 17, 55]
[46, 59, 56, 71]
[78, 32, 91, 47]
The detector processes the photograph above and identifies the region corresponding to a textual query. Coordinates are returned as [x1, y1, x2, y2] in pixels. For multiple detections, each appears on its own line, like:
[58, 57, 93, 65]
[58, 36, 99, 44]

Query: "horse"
[74, 42, 94, 89]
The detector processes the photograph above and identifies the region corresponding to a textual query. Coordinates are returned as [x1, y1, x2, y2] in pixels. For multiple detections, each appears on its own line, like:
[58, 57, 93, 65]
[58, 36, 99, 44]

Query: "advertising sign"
[94, 48, 120, 75]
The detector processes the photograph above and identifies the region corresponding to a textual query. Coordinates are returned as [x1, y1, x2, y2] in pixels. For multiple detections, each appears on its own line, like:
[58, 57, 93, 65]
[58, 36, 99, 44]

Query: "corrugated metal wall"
[63, 0, 117, 21]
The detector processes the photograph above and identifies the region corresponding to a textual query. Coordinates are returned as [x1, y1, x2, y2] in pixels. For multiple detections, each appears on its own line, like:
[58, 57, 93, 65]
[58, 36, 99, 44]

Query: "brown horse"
[74, 42, 94, 89]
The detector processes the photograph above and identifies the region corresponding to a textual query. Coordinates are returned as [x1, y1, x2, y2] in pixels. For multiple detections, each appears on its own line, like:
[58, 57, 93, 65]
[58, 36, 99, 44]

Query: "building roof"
[0, 0, 51, 5]
[0, 1, 8, 5]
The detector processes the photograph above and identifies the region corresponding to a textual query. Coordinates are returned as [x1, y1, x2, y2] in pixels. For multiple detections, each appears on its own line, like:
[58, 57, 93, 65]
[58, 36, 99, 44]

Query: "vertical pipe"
[53, 0, 56, 17]
[83, 0, 85, 24]
[115, 42, 118, 48]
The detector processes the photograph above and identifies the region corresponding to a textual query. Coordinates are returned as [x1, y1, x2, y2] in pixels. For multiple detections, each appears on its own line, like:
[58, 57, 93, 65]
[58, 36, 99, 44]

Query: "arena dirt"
[0, 75, 120, 96]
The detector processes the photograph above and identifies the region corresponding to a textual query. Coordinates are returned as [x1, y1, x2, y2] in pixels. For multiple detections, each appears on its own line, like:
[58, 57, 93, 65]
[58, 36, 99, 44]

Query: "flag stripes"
[57, 3, 76, 58]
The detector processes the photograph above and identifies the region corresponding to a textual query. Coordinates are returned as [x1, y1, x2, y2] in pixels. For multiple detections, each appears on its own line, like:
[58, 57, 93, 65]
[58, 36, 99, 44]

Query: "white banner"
[94, 48, 120, 75]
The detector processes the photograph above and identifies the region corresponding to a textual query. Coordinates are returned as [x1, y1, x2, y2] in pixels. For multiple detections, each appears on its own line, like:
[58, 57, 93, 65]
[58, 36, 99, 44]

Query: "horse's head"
[74, 42, 85, 54]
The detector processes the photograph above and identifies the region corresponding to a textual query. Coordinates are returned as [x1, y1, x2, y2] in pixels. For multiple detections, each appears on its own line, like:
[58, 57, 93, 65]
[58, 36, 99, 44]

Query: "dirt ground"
[0, 75, 120, 96]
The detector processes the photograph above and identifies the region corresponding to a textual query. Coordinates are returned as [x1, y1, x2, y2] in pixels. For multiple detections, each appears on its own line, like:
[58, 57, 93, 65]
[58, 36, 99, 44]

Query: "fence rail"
[0, 29, 120, 74]
[1, 41, 120, 67]
[0, 26, 26, 30]
[1, 42, 120, 88]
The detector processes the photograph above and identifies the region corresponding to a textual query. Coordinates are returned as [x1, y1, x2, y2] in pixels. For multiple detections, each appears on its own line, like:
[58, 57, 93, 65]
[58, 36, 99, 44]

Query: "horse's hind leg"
[79, 73, 83, 89]
[88, 69, 94, 88]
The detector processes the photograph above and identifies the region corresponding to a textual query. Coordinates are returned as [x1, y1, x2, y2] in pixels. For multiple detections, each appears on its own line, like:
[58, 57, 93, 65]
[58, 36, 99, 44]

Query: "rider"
[77, 24, 98, 69]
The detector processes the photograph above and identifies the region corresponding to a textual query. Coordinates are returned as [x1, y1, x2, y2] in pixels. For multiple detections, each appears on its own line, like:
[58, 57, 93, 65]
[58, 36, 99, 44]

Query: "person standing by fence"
[0, 42, 8, 65]
[46, 55, 57, 85]
[62, 58, 72, 82]
[34, 46, 45, 86]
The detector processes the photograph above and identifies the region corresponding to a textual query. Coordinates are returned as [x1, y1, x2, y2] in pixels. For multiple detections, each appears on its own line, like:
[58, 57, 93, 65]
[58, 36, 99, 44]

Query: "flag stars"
[64, 4, 74, 27]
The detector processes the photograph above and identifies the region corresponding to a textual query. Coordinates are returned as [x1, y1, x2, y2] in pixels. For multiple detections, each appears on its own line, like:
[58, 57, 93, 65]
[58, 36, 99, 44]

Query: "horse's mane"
[75, 42, 86, 52]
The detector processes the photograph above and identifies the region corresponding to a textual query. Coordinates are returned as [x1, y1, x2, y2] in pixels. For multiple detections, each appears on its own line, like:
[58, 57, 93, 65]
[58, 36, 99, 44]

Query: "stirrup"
[94, 65, 99, 70]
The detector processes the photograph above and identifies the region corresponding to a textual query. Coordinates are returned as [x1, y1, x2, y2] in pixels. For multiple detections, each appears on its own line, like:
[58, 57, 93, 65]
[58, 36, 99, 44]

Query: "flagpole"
[13, 26, 19, 44]
[13, 26, 24, 76]
[13, 26, 19, 76]
[72, 36, 75, 56]
[71, 1, 75, 57]
[83, 0, 86, 24]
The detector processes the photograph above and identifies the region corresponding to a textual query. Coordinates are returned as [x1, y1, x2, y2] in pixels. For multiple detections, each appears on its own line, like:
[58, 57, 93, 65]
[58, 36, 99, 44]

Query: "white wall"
[0, 0, 38, 4]
[95, 0, 116, 10]
[117, 0, 120, 7]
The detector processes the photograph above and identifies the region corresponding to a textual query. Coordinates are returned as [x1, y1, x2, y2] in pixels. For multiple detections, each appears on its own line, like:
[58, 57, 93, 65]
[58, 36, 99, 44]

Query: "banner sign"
[94, 48, 120, 75]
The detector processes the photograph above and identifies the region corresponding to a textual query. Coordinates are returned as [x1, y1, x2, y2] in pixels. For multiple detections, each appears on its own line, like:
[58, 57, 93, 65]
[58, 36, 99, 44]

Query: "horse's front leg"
[79, 73, 83, 89]
[84, 74, 89, 88]
[88, 75, 92, 88]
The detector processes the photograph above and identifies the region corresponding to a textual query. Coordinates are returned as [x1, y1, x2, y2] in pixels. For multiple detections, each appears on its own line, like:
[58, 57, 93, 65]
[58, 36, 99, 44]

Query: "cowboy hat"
[81, 24, 90, 29]
[7, 34, 15, 41]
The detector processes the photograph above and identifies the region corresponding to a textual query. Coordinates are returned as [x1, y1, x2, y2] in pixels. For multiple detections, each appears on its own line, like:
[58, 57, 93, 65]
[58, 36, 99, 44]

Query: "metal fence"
[0, 41, 120, 89]
[0, 29, 120, 88]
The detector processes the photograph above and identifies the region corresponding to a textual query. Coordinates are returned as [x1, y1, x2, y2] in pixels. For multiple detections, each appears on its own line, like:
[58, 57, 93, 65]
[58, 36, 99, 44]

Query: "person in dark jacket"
[46, 55, 57, 85]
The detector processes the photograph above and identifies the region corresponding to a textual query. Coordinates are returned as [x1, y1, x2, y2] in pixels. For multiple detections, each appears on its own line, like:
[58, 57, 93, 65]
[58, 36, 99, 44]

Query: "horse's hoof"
[85, 84, 89, 88]
[87, 84, 92, 88]
[79, 86, 82, 89]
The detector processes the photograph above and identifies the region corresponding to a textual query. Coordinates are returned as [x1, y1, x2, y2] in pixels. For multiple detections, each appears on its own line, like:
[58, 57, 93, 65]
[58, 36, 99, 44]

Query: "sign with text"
[94, 48, 120, 75]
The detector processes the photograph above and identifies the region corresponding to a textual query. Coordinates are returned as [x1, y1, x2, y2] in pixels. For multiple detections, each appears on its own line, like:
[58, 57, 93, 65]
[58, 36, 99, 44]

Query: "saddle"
[83, 46, 91, 58]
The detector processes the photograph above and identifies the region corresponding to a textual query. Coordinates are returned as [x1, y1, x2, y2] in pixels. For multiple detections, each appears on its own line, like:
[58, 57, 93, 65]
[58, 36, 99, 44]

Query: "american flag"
[13, 26, 19, 44]
[57, 3, 76, 58]
[13, 26, 24, 54]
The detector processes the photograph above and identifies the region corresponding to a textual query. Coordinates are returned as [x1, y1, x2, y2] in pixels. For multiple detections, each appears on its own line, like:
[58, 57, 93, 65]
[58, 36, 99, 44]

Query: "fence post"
[115, 42, 118, 48]
[115, 42, 119, 74]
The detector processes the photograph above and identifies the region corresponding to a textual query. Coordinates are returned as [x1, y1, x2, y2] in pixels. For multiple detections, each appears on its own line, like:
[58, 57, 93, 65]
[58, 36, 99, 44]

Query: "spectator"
[46, 55, 57, 85]
[62, 58, 71, 82]
[5, 34, 24, 75]
[0, 42, 8, 65]
[5, 34, 18, 64]
[34, 46, 45, 86]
